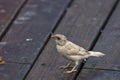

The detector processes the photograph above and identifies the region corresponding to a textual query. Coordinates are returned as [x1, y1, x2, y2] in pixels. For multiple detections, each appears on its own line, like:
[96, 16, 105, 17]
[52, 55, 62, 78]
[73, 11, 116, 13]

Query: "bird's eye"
[57, 37, 61, 40]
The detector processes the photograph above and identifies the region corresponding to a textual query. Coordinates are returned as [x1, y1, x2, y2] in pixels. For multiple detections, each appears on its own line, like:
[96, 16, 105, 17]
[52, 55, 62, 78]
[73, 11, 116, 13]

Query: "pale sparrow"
[51, 34, 105, 73]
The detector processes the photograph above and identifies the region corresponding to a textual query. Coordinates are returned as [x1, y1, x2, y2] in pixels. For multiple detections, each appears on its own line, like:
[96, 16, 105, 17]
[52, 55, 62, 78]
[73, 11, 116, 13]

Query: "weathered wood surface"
[2, 0, 71, 63]
[77, 69, 120, 80]
[26, 0, 116, 80]
[84, 0, 120, 70]
[77, 1, 120, 80]
[0, 63, 30, 80]
[0, 0, 28, 80]
[0, 0, 27, 38]
[0, 0, 71, 80]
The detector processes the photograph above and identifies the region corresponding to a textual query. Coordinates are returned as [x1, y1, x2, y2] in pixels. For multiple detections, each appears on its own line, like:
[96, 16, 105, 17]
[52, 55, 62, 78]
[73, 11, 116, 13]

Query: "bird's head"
[51, 34, 67, 46]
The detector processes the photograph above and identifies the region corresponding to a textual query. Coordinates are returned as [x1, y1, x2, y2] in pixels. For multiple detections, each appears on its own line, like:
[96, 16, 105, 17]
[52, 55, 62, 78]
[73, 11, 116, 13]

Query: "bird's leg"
[0, 56, 5, 64]
[84, 58, 87, 61]
[59, 61, 72, 69]
[64, 61, 78, 74]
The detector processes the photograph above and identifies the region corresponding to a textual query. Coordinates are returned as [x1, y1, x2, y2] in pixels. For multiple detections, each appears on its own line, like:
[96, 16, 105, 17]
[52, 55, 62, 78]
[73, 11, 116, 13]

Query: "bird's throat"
[56, 40, 66, 46]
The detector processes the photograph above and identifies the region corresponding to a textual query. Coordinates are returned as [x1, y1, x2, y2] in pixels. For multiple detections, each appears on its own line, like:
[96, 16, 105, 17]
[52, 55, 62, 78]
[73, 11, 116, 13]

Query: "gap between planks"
[83, 67, 120, 72]
[0, 0, 29, 41]
[74, 0, 120, 80]
[23, 0, 74, 79]
[23, 0, 119, 80]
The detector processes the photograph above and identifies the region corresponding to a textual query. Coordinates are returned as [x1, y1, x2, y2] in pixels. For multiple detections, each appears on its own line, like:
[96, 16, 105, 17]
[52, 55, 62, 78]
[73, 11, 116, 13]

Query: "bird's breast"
[56, 45, 71, 59]
[56, 45, 67, 55]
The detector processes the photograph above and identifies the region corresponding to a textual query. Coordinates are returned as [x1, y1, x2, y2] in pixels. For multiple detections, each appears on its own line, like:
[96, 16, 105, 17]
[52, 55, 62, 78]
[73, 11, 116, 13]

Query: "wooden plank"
[0, 0, 69, 80]
[0, 0, 27, 79]
[0, 63, 30, 80]
[77, 69, 120, 80]
[0, 0, 71, 80]
[0, 0, 26, 37]
[84, 1, 120, 70]
[25, 0, 116, 80]
[0, 0, 29, 79]
[1, 0, 71, 63]
[77, 1, 120, 80]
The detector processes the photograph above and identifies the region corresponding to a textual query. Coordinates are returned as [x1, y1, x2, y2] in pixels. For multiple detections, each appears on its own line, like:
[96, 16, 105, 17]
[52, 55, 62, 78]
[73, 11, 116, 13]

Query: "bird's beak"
[51, 34, 56, 38]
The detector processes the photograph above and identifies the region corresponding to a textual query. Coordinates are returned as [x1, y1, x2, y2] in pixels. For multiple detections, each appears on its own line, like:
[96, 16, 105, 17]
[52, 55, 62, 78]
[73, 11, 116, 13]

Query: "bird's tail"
[88, 51, 105, 57]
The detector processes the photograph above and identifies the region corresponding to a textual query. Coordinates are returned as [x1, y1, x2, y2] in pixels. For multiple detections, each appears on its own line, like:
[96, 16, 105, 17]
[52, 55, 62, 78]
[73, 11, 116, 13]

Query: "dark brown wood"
[77, 1, 120, 80]
[26, 0, 116, 80]
[0, 0, 28, 80]
[0, 63, 30, 80]
[77, 69, 120, 80]
[0, 0, 71, 80]
[2, 0, 71, 63]
[0, 0, 26, 37]
[84, 1, 120, 70]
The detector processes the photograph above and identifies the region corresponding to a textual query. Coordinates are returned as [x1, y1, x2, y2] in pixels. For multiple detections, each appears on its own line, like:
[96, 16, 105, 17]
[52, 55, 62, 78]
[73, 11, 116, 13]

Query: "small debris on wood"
[26, 38, 33, 41]
[0, 56, 5, 64]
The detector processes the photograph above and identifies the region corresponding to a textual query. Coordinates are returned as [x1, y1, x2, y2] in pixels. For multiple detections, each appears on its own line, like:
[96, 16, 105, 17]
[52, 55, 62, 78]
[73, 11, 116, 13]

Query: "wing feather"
[65, 41, 89, 55]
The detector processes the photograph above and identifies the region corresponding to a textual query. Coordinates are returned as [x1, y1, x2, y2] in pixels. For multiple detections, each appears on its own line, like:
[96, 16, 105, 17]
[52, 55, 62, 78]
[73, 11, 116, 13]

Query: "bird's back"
[56, 40, 89, 61]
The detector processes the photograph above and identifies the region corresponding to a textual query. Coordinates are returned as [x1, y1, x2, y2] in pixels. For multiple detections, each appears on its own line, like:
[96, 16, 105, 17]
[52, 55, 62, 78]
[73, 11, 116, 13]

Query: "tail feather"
[88, 51, 105, 57]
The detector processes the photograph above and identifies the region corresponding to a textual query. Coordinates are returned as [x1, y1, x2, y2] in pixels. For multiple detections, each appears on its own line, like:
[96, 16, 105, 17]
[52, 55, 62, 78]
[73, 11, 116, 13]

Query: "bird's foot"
[64, 70, 77, 74]
[59, 65, 72, 69]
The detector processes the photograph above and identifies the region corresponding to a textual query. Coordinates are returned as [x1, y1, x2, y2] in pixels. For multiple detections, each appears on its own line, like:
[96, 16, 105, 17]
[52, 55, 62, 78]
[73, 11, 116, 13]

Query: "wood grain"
[0, 0, 71, 79]
[84, 1, 120, 70]
[77, 1, 120, 80]
[77, 69, 120, 80]
[26, 0, 116, 80]
[1, 0, 71, 63]
[0, 0, 29, 79]
[0, 0, 26, 37]
[0, 63, 30, 80]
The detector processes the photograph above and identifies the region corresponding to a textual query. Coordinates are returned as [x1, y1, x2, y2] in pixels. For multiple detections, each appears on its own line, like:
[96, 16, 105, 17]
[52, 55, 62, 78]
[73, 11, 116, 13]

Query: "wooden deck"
[0, 0, 120, 80]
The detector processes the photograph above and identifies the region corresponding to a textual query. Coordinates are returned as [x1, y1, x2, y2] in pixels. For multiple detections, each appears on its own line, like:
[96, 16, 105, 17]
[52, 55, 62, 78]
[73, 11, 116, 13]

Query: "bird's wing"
[65, 41, 89, 56]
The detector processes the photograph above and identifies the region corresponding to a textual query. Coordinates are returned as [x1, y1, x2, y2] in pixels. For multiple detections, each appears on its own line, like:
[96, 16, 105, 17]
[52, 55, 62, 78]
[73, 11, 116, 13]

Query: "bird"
[51, 34, 105, 74]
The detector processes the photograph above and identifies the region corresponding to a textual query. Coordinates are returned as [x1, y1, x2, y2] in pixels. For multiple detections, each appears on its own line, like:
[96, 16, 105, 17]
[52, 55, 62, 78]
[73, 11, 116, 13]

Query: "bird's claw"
[59, 66, 72, 69]
[64, 70, 77, 74]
